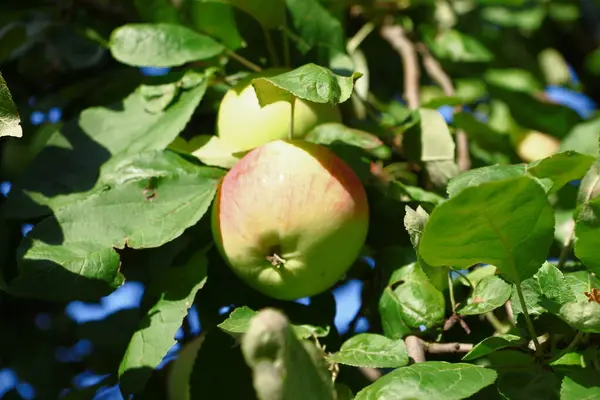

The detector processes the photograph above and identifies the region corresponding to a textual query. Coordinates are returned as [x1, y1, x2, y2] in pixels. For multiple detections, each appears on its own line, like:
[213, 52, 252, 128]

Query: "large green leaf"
[6, 72, 209, 219]
[527, 151, 595, 194]
[326, 333, 408, 369]
[251, 63, 362, 106]
[457, 275, 512, 316]
[241, 308, 335, 400]
[448, 151, 593, 198]
[7, 151, 224, 301]
[419, 177, 555, 284]
[447, 165, 527, 198]
[355, 362, 497, 400]
[109, 23, 225, 67]
[119, 248, 209, 394]
[379, 261, 446, 339]
[558, 302, 600, 333]
[0, 72, 22, 138]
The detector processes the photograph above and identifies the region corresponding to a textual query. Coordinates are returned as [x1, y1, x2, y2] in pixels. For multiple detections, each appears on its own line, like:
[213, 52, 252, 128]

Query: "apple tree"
[2, 0, 600, 399]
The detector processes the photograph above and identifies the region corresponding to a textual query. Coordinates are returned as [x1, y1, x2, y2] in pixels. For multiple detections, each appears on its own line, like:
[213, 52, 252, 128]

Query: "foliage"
[1, 0, 600, 399]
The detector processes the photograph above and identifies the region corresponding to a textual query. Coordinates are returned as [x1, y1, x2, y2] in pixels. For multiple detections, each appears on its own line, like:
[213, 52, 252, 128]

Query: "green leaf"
[509, 276, 545, 318]
[109, 23, 224, 67]
[241, 308, 335, 400]
[421, 27, 494, 63]
[6, 73, 209, 219]
[218, 306, 330, 340]
[285, 0, 346, 67]
[203, 0, 285, 28]
[118, 248, 209, 394]
[462, 334, 524, 361]
[560, 115, 600, 156]
[404, 205, 447, 291]
[419, 177, 555, 284]
[527, 151, 596, 194]
[457, 275, 512, 316]
[404, 108, 456, 163]
[305, 122, 391, 160]
[379, 262, 446, 338]
[461, 265, 497, 287]
[560, 368, 600, 399]
[382, 180, 445, 206]
[251, 63, 362, 106]
[0, 72, 22, 138]
[326, 333, 408, 369]
[8, 151, 224, 301]
[497, 367, 560, 400]
[510, 262, 576, 318]
[564, 270, 600, 302]
[133, 0, 180, 23]
[355, 361, 497, 400]
[558, 302, 600, 333]
[535, 262, 577, 312]
[189, 1, 244, 50]
[575, 198, 600, 276]
[448, 165, 528, 198]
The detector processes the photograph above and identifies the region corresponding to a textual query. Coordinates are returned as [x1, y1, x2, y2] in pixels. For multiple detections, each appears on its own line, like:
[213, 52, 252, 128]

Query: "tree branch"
[423, 341, 473, 354]
[380, 21, 420, 109]
[405, 335, 426, 363]
[416, 43, 471, 171]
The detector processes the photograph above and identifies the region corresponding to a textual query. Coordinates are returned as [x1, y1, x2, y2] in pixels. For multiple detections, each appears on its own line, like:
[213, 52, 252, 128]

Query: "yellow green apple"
[517, 130, 560, 162]
[211, 139, 369, 300]
[216, 68, 342, 153]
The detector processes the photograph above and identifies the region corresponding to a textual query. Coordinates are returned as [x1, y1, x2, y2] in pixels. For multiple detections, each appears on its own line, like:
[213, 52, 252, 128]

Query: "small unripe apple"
[216, 69, 342, 153]
[211, 139, 369, 300]
[517, 130, 560, 162]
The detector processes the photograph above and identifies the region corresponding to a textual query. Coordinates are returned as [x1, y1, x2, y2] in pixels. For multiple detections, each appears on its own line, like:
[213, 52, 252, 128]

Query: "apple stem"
[266, 253, 287, 268]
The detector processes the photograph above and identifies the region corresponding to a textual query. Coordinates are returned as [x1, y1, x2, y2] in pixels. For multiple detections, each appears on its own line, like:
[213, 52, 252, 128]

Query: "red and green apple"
[211, 139, 369, 300]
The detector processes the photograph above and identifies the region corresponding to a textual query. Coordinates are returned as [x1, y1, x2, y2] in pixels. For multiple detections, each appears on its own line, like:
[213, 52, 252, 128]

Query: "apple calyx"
[266, 246, 287, 267]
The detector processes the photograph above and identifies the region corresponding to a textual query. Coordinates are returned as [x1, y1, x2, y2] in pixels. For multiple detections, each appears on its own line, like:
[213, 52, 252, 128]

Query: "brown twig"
[380, 20, 420, 109]
[423, 341, 473, 354]
[405, 335, 426, 363]
[416, 43, 471, 171]
[505, 300, 516, 326]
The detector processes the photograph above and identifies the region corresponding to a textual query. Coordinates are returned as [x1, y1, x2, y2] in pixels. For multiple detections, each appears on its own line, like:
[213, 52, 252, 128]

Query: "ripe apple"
[216, 68, 342, 153]
[166, 336, 205, 400]
[211, 139, 369, 300]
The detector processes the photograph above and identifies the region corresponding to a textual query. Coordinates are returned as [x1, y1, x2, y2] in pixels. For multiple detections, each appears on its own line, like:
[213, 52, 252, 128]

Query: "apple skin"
[211, 139, 369, 300]
[216, 68, 342, 153]
[517, 130, 560, 162]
